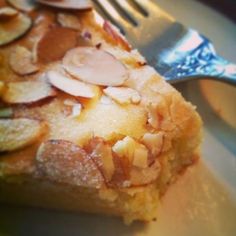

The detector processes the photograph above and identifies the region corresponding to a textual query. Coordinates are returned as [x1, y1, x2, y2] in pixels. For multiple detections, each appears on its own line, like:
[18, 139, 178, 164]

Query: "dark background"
[199, 0, 236, 22]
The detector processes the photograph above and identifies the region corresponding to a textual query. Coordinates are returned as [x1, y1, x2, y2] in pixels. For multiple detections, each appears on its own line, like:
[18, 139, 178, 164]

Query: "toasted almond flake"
[0, 118, 47, 152]
[2, 81, 56, 104]
[0, 12, 32, 46]
[0, 7, 18, 21]
[111, 136, 159, 186]
[112, 136, 148, 169]
[87, 137, 115, 182]
[142, 132, 164, 157]
[132, 145, 148, 168]
[71, 103, 82, 117]
[112, 136, 136, 163]
[57, 13, 81, 30]
[9, 46, 39, 75]
[7, 0, 37, 12]
[63, 47, 128, 86]
[37, 0, 92, 10]
[30, 14, 55, 62]
[36, 140, 104, 188]
[47, 70, 94, 98]
[146, 101, 175, 131]
[103, 87, 141, 105]
[37, 26, 78, 63]
[63, 98, 82, 117]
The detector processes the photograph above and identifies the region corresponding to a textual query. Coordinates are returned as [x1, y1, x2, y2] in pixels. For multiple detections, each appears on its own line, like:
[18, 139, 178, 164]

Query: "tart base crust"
[0, 151, 199, 224]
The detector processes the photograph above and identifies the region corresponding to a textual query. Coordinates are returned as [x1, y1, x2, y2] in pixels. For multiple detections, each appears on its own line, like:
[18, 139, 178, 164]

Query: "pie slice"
[0, 0, 202, 224]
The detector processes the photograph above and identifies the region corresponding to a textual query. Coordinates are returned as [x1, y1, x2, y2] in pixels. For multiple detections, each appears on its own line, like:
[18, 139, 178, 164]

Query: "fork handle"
[164, 41, 236, 85]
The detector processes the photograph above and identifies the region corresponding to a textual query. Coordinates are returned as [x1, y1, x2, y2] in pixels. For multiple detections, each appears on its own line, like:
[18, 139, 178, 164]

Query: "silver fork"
[93, 0, 236, 85]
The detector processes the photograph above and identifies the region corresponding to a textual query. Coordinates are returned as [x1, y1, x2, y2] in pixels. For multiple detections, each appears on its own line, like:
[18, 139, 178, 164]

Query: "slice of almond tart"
[0, 0, 202, 224]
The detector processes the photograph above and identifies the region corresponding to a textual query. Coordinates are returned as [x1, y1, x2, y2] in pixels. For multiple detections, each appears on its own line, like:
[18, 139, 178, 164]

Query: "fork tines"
[92, 0, 149, 34]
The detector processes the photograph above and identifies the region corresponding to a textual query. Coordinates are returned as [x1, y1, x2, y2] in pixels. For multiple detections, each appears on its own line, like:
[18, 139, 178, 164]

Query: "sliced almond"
[86, 137, 115, 182]
[0, 12, 32, 46]
[112, 136, 136, 164]
[36, 140, 104, 188]
[70, 103, 82, 117]
[37, 0, 92, 10]
[63, 47, 128, 86]
[103, 87, 141, 105]
[111, 136, 159, 187]
[0, 7, 18, 21]
[30, 14, 55, 62]
[63, 98, 82, 117]
[37, 26, 78, 63]
[112, 136, 148, 169]
[146, 101, 175, 131]
[9, 46, 39, 75]
[57, 13, 81, 30]
[132, 144, 148, 168]
[2, 81, 56, 104]
[0, 118, 47, 152]
[47, 70, 94, 98]
[7, 0, 37, 12]
[142, 132, 164, 157]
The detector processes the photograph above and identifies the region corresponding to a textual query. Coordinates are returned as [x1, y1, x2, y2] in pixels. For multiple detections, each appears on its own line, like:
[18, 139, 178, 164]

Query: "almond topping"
[132, 145, 148, 168]
[86, 137, 115, 182]
[0, 118, 47, 152]
[36, 140, 104, 188]
[37, 0, 92, 10]
[112, 136, 136, 164]
[63, 99, 82, 117]
[57, 13, 81, 30]
[71, 103, 82, 117]
[47, 70, 94, 98]
[112, 136, 148, 169]
[2, 81, 56, 104]
[37, 26, 78, 63]
[0, 12, 32, 46]
[146, 101, 175, 131]
[9, 46, 39, 75]
[0, 7, 18, 21]
[111, 136, 160, 186]
[103, 87, 141, 105]
[7, 0, 37, 12]
[142, 132, 164, 157]
[63, 47, 128, 86]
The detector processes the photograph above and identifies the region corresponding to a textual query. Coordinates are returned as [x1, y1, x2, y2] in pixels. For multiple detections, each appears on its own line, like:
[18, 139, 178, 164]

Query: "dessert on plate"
[0, 0, 202, 224]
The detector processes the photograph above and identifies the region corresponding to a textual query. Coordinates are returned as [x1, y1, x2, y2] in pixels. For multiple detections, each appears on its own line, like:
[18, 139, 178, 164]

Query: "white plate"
[0, 1, 236, 235]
